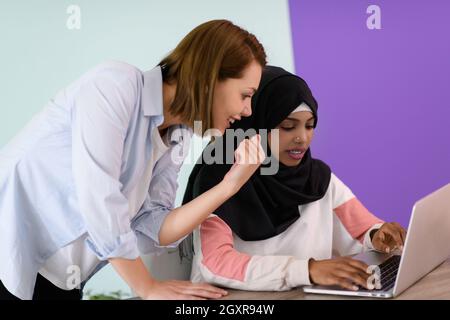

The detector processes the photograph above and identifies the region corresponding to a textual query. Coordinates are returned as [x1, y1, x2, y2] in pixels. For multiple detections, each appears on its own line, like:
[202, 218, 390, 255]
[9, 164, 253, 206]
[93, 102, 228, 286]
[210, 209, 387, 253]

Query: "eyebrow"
[284, 116, 315, 122]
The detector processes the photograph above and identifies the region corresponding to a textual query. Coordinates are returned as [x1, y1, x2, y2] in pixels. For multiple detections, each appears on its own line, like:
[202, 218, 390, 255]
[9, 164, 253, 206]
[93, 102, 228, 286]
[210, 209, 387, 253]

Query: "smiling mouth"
[286, 149, 306, 160]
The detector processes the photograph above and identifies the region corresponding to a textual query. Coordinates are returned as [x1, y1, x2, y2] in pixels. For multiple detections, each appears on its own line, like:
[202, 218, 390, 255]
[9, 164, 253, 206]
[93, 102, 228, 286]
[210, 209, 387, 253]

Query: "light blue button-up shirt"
[0, 61, 192, 299]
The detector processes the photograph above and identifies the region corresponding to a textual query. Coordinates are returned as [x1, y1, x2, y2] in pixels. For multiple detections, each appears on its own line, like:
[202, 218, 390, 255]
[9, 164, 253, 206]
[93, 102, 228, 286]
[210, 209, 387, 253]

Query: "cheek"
[268, 131, 291, 154]
[306, 130, 314, 143]
[277, 133, 292, 151]
[212, 90, 227, 120]
[222, 95, 243, 116]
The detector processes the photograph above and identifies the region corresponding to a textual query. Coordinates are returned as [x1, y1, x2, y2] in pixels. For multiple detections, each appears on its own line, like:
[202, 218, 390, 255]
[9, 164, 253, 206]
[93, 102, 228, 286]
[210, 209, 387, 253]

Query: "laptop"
[303, 183, 450, 298]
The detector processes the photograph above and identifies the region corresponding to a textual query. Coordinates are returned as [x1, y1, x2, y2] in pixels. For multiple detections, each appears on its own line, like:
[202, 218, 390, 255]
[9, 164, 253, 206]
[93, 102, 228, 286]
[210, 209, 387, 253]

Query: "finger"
[377, 229, 385, 242]
[235, 140, 249, 164]
[246, 139, 260, 164]
[176, 294, 205, 300]
[392, 223, 407, 247]
[399, 228, 407, 249]
[171, 280, 227, 293]
[376, 230, 396, 252]
[192, 283, 228, 295]
[343, 258, 370, 273]
[373, 236, 392, 253]
[249, 134, 260, 145]
[340, 264, 372, 280]
[333, 277, 359, 291]
[173, 281, 227, 297]
[243, 140, 251, 164]
[179, 288, 223, 299]
[383, 225, 404, 248]
[334, 269, 370, 289]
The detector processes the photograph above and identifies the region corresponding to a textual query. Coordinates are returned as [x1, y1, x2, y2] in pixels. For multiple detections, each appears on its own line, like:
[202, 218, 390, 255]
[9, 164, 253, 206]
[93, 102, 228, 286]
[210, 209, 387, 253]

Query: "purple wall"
[288, 0, 450, 227]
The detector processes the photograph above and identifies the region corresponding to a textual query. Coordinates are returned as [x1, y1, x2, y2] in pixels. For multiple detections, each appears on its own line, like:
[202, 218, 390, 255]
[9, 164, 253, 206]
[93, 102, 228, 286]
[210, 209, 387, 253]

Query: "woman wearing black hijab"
[183, 66, 406, 291]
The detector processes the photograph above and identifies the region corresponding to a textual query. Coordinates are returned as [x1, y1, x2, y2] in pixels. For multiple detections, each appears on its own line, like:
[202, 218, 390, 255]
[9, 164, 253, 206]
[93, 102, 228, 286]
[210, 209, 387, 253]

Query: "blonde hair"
[159, 20, 267, 133]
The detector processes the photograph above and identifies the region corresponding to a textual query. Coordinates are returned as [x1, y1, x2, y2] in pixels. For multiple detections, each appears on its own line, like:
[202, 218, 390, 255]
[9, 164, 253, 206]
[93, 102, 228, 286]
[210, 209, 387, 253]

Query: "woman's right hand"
[308, 257, 373, 291]
[222, 134, 266, 194]
[144, 280, 228, 300]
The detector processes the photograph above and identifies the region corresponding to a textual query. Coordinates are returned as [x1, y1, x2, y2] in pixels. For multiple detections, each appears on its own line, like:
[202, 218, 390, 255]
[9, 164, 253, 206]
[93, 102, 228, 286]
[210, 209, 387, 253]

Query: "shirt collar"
[141, 66, 164, 117]
[141, 66, 193, 145]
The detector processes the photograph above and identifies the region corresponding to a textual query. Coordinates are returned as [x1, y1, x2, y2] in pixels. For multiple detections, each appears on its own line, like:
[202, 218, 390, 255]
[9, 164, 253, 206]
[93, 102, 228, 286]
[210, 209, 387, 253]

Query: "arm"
[329, 173, 385, 252]
[334, 197, 384, 250]
[109, 257, 228, 299]
[72, 64, 228, 299]
[158, 134, 265, 246]
[194, 216, 311, 291]
[158, 180, 235, 246]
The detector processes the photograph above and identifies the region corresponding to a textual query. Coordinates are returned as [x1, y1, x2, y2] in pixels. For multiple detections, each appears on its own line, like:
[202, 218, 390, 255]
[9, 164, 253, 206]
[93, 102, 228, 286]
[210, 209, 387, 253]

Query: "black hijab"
[183, 66, 331, 241]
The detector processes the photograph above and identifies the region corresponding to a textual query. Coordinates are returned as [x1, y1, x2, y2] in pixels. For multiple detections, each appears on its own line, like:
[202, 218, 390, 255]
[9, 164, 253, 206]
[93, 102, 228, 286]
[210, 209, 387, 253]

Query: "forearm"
[158, 180, 235, 246]
[109, 257, 154, 298]
[198, 254, 311, 291]
[195, 216, 310, 291]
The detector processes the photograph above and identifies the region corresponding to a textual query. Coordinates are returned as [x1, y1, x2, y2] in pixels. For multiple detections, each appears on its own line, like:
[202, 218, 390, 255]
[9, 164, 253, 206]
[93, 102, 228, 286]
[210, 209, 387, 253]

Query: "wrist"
[136, 278, 158, 299]
[308, 258, 317, 284]
[218, 178, 239, 198]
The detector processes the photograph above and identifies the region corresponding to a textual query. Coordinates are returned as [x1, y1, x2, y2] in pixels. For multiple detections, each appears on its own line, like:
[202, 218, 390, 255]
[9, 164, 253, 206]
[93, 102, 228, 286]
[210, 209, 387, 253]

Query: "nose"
[241, 103, 252, 117]
[294, 130, 307, 144]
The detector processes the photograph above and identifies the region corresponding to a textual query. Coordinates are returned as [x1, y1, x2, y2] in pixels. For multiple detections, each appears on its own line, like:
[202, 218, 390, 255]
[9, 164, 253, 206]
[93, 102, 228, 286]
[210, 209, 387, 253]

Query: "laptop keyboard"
[376, 255, 401, 291]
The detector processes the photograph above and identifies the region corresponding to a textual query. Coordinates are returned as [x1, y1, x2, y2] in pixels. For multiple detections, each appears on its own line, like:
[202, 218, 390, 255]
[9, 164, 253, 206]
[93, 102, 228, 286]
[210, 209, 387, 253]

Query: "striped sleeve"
[330, 173, 384, 248]
[194, 215, 312, 291]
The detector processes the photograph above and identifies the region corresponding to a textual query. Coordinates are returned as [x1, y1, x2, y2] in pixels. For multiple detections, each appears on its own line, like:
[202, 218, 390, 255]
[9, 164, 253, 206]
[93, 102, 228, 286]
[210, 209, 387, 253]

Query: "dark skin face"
[268, 111, 315, 167]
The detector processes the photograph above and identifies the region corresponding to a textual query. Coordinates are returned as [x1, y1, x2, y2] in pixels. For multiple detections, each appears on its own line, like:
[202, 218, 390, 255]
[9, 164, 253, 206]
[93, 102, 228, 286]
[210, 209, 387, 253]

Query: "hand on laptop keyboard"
[308, 257, 373, 291]
[371, 222, 407, 253]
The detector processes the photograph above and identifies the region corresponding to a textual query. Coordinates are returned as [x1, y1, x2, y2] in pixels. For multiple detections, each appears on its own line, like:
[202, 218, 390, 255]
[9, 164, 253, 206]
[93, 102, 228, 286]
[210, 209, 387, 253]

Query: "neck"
[160, 81, 183, 132]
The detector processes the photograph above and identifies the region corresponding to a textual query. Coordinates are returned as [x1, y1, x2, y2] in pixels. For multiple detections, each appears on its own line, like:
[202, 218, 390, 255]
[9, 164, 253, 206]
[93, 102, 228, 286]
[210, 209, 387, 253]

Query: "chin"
[281, 157, 302, 167]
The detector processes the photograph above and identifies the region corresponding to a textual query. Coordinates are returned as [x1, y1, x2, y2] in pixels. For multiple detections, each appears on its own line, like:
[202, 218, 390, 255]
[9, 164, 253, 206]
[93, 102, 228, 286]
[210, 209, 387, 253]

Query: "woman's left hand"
[371, 222, 407, 253]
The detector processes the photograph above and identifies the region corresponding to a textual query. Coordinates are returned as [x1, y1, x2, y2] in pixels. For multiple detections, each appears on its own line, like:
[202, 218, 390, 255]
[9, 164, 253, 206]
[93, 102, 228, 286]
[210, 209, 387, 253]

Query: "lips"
[286, 148, 306, 160]
[226, 116, 241, 129]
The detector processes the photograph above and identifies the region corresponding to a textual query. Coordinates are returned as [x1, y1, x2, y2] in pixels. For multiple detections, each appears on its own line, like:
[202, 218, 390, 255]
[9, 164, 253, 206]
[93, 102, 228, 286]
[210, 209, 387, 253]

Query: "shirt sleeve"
[71, 63, 141, 261]
[330, 173, 384, 251]
[131, 127, 192, 255]
[193, 215, 312, 291]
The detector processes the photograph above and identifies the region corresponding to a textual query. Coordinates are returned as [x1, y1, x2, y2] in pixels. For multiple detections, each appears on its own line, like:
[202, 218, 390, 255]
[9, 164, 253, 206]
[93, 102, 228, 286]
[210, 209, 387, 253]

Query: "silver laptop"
[303, 183, 450, 298]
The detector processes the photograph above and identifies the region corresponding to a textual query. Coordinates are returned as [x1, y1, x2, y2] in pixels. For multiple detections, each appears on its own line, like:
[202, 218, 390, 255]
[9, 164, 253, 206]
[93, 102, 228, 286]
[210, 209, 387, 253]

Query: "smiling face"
[268, 111, 315, 167]
[212, 60, 262, 135]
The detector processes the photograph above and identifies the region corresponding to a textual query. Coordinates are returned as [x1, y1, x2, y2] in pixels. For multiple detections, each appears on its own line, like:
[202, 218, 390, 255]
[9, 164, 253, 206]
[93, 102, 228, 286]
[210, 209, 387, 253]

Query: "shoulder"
[79, 60, 143, 91]
[328, 172, 356, 207]
[92, 60, 142, 78]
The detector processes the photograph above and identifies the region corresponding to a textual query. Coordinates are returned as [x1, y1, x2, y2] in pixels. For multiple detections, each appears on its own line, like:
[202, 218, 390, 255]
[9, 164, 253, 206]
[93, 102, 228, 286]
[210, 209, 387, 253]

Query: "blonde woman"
[0, 20, 266, 300]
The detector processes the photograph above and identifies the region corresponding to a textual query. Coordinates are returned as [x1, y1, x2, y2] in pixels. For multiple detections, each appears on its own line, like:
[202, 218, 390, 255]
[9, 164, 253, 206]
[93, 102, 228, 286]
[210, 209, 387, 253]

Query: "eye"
[281, 126, 295, 131]
[241, 94, 252, 100]
[306, 125, 314, 130]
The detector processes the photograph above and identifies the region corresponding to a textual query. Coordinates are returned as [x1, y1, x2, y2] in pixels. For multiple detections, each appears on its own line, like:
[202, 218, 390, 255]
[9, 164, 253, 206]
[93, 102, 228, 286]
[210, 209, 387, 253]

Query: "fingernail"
[385, 247, 390, 253]
[352, 286, 359, 291]
[399, 245, 404, 250]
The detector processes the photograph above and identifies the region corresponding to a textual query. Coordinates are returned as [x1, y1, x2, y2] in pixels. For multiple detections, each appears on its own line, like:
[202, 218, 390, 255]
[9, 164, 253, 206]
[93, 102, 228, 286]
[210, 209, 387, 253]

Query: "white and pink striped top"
[190, 172, 384, 291]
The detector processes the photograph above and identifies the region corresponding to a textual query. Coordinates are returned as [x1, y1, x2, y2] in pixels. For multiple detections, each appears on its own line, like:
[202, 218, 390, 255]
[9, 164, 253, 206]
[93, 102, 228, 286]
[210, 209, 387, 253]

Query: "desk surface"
[218, 258, 450, 300]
